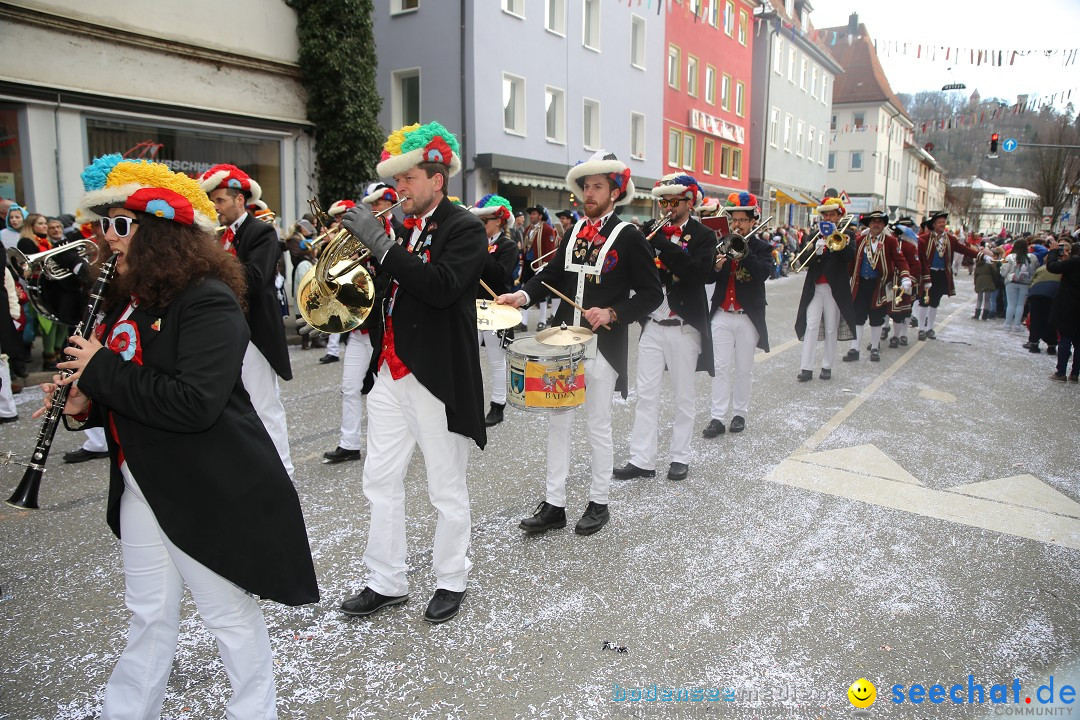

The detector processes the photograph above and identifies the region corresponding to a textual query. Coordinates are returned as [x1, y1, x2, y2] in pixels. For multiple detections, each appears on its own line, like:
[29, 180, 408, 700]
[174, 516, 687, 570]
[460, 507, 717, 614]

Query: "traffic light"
[990, 133, 999, 154]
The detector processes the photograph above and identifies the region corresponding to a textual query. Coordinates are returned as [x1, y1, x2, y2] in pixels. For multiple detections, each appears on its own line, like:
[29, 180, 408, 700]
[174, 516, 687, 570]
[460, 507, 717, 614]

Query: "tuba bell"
[7, 239, 100, 324]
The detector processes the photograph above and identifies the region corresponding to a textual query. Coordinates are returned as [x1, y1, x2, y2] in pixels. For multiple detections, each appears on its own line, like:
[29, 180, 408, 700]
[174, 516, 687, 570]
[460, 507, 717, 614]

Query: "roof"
[819, 23, 910, 121]
[948, 177, 1037, 197]
[759, 0, 845, 74]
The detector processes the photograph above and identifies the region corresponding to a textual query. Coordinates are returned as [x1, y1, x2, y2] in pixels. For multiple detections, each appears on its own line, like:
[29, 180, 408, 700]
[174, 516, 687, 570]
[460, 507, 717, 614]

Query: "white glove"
[815, 237, 826, 255]
[901, 278, 913, 292]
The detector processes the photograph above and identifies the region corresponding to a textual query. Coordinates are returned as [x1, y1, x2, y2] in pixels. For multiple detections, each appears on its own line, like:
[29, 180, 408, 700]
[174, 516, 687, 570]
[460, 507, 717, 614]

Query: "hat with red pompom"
[651, 172, 703, 208]
[197, 163, 263, 203]
[79, 154, 217, 231]
[565, 149, 636, 207]
[377, 122, 461, 178]
[362, 182, 398, 206]
[328, 199, 357, 216]
[470, 194, 513, 224]
[725, 191, 761, 220]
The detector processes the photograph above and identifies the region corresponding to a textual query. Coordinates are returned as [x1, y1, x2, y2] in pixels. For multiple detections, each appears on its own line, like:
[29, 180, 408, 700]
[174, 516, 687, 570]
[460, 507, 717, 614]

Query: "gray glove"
[342, 207, 394, 261]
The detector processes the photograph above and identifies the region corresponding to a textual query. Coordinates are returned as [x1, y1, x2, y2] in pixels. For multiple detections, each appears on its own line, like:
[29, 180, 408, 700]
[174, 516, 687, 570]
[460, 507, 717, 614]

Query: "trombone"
[791, 214, 855, 273]
[716, 215, 772, 259]
[530, 245, 560, 271]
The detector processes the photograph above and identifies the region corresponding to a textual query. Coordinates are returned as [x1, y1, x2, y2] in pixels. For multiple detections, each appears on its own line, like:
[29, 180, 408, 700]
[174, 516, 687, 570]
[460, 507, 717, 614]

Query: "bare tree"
[1028, 116, 1080, 227]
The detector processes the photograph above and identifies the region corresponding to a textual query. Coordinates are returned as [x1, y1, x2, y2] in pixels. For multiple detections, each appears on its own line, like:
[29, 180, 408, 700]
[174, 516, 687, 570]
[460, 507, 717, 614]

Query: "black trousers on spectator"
[1027, 295, 1058, 347]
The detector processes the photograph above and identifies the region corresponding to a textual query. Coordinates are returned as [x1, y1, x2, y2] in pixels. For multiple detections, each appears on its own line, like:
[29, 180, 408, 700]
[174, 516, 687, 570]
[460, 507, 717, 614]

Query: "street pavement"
[1, 273, 1078, 719]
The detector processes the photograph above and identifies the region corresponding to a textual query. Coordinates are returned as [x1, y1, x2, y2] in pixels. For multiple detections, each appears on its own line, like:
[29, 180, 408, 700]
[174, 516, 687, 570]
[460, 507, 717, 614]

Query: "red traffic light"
[991, 133, 1000, 141]
[989, 133, 1000, 154]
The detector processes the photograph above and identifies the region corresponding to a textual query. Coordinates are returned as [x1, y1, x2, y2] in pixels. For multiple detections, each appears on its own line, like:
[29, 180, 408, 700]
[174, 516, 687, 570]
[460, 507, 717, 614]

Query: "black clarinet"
[6, 254, 118, 509]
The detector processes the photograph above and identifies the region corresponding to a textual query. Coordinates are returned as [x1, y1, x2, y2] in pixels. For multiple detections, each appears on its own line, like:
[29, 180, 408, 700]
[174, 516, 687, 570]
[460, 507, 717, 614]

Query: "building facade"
[948, 177, 1039, 236]
[748, 0, 842, 228]
[662, 0, 754, 199]
[373, 0, 665, 217]
[0, 0, 314, 221]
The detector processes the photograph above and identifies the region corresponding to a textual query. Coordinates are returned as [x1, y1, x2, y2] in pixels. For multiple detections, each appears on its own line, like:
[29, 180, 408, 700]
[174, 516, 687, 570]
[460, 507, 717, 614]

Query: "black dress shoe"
[535, 322, 546, 331]
[729, 415, 746, 433]
[819, 368, 832, 380]
[667, 462, 689, 481]
[519, 501, 566, 533]
[796, 369, 813, 382]
[0, 415, 19, 425]
[880, 326, 890, 340]
[318, 354, 340, 364]
[869, 348, 881, 362]
[925, 329, 936, 339]
[424, 588, 466, 623]
[612, 462, 655, 479]
[909, 317, 919, 327]
[62, 447, 108, 462]
[702, 419, 726, 438]
[323, 446, 361, 464]
[574, 501, 609, 536]
[888, 337, 899, 349]
[484, 402, 505, 426]
[340, 587, 409, 617]
[898, 336, 908, 346]
[842, 349, 860, 362]
[917, 330, 927, 341]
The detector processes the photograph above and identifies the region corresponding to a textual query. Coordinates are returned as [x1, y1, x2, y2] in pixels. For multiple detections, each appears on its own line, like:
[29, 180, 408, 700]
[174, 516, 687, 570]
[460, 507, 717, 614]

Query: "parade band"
[916, 210, 980, 340]
[842, 210, 912, 363]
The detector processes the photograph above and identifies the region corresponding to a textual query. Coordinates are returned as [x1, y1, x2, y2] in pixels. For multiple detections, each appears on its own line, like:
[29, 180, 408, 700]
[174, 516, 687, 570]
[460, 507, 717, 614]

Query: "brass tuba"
[7, 239, 100, 324]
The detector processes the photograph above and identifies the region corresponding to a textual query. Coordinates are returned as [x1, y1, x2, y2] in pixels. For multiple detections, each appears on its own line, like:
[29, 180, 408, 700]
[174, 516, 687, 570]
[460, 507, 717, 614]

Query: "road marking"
[918, 387, 957, 402]
[755, 337, 799, 363]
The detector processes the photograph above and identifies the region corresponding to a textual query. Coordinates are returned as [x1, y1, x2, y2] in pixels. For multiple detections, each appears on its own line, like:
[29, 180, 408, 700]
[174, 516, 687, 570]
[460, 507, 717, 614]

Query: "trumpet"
[645, 212, 676, 242]
[716, 215, 772, 259]
[7, 239, 99, 283]
[791, 215, 854, 273]
[296, 197, 407, 334]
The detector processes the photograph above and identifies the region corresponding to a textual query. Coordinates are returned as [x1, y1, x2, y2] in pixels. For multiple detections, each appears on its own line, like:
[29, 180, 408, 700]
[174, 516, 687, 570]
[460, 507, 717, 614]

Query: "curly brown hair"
[105, 213, 247, 313]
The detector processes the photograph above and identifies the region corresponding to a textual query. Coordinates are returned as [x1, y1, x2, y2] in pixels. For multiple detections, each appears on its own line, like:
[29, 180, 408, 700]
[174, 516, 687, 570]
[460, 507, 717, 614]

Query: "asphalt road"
[1, 273, 1077, 720]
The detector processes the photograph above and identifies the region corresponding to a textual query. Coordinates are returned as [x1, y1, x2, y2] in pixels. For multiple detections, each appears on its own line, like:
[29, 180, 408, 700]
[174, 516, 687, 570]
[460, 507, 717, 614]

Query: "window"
[796, 120, 804, 156]
[850, 151, 864, 170]
[687, 56, 699, 97]
[391, 68, 421, 128]
[631, 14, 646, 68]
[721, 73, 731, 111]
[703, 139, 715, 174]
[631, 112, 646, 159]
[830, 114, 837, 131]
[784, 113, 793, 152]
[720, 145, 732, 177]
[545, 0, 566, 34]
[821, 74, 829, 103]
[735, 81, 745, 117]
[668, 45, 681, 88]
[738, 10, 748, 45]
[503, 73, 525, 135]
[705, 65, 716, 105]
[724, 0, 734, 35]
[818, 134, 824, 165]
[807, 127, 814, 161]
[773, 38, 784, 75]
[788, 47, 796, 83]
[854, 112, 865, 130]
[502, 0, 524, 18]
[811, 67, 818, 97]
[730, 148, 742, 180]
[545, 86, 565, 143]
[828, 151, 836, 170]
[668, 128, 682, 167]
[800, 58, 807, 91]
[583, 98, 600, 149]
[709, 0, 719, 27]
[583, 0, 600, 50]
[391, 0, 418, 14]
[682, 132, 695, 171]
[769, 107, 779, 147]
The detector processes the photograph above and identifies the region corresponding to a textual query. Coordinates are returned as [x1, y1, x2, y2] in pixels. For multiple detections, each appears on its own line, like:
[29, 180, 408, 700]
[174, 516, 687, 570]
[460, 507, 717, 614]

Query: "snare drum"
[506, 337, 586, 412]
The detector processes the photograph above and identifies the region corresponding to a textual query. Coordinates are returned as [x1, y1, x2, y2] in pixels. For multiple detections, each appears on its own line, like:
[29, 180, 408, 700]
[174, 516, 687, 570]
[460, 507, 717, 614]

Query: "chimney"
[847, 12, 858, 35]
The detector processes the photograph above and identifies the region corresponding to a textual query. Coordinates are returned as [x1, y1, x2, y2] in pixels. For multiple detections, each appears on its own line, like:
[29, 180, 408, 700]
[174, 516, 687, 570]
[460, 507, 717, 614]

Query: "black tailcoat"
[76, 278, 318, 606]
[234, 214, 291, 380]
[478, 231, 519, 298]
[709, 234, 773, 352]
[794, 230, 858, 340]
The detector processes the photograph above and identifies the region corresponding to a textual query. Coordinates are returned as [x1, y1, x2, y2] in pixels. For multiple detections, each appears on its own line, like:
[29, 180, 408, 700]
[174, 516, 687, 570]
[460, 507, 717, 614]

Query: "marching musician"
[520, 205, 558, 330]
[199, 164, 294, 476]
[498, 150, 662, 536]
[337, 121, 486, 624]
[470, 194, 519, 427]
[316, 198, 364, 365]
[794, 197, 857, 381]
[886, 216, 922, 349]
[917, 210, 979, 340]
[613, 174, 714, 481]
[841, 210, 912, 363]
[702, 192, 772, 438]
[51, 155, 317, 717]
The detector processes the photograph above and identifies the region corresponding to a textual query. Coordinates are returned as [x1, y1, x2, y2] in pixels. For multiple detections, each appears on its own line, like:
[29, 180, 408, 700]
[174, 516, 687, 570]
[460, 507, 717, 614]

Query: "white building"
[947, 177, 1039, 236]
[901, 142, 946, 223]
[0, 0, 314, 220]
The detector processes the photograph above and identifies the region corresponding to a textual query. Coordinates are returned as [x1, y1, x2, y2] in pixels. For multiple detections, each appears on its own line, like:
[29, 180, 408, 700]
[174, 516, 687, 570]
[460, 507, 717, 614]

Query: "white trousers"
[710, 311, 759, 420]
[0, 356, 15, 419]
[628, 322, 701, 469]
[241, 343, 293, 477]
[325, 333, 341, 358]
[83, 426, 108, 452]
[362, 370, 471, 596]
[477, 330, 507, 405]
[800, 283, 840, 371]
[102, 466, 276, 720]
[545, 350, 618, 507]
[338, 331, 373, 451]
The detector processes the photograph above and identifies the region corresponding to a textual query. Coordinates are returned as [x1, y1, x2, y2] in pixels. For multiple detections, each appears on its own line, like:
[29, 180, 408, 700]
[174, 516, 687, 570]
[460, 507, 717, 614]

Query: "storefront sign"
[689, 110, 745, 145]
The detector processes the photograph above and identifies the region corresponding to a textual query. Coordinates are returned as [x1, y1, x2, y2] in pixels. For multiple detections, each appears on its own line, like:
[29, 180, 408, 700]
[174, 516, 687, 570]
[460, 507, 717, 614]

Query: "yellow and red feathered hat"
[79, 154, 217, 231]
[198, 163, 263, 203]
[469, 194, 513, 223]
[328, 199, 357, 216]
[377, 122, 462, 178]
[816, 196, 846, 215]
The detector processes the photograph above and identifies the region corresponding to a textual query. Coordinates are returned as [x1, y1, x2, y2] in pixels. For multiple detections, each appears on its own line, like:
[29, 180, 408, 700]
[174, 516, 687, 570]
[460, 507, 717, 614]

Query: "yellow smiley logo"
[848, 678, 876, 709]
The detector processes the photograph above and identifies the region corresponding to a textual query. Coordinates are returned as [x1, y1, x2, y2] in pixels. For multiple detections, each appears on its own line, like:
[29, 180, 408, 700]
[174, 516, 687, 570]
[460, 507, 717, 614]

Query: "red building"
[662, 0, 755, 196]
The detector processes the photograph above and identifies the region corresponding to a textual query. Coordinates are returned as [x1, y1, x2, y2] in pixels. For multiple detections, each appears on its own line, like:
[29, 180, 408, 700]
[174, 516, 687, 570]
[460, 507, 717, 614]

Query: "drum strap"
[563, 219, 629, 327]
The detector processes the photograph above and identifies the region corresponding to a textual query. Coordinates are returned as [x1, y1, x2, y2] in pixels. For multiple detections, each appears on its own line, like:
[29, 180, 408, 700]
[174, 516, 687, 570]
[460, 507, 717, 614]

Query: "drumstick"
[541, 281, 610, 330]
[479, 278, 498, 300]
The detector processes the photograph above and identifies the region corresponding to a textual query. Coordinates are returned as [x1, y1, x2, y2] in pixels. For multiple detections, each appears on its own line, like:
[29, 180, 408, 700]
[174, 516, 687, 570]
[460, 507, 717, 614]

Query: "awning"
[772, 186, 817, 206]
[499, 170, 654, 201]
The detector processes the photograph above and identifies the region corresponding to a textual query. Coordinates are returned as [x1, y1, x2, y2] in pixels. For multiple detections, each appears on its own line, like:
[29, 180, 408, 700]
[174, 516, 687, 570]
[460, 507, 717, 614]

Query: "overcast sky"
[808, 0, 1080, 108]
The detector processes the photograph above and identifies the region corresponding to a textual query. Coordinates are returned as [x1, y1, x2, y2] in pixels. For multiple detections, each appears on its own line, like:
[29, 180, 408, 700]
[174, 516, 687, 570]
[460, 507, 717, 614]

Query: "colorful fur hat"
[470, 193, 513, 224]
[696, 196, 721, 217]
[725, 191, 761, 220]
[328, 199, 357, 216]
[197, 163, 262, 203]
[79, 154, 217, 231]
[565, 149, 635, 207]
[362, 182, 398, 205]
[816, 196, 846, 215]
[377, 122, 462, 178]
[651, 173, 703, 208]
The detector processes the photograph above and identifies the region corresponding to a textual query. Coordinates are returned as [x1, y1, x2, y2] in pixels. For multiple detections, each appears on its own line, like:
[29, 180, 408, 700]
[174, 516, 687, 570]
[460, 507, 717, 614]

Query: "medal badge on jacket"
[108, 320, 143, 365]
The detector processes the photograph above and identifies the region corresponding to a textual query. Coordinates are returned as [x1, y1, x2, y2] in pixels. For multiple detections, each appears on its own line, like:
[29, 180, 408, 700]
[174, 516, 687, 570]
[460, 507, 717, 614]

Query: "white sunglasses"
[100, 216, 138, 238]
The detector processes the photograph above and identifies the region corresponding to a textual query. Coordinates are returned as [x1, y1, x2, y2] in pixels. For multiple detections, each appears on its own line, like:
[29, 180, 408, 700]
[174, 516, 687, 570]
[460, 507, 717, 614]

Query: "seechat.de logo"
[848, 678, 877, 709]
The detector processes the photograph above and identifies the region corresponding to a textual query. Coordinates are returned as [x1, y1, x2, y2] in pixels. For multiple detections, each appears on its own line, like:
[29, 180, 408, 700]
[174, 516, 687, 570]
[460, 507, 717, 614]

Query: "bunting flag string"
[866, 36, 1079, 67]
